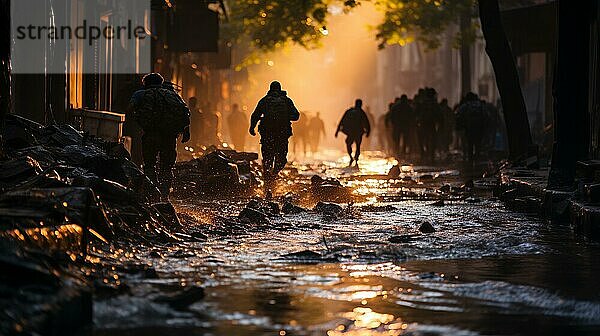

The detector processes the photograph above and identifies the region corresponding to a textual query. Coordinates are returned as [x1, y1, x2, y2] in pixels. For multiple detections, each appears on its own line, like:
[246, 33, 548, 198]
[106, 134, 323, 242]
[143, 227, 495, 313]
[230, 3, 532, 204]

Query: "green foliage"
[224, 0, 542, 57]
[373, 0, 477, 50]
[225, 0, 331, 51]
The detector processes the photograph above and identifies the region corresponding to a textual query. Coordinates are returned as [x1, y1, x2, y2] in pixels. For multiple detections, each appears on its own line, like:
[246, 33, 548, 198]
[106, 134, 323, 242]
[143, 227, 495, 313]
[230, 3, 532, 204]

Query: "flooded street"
[92, 152, 600, 336]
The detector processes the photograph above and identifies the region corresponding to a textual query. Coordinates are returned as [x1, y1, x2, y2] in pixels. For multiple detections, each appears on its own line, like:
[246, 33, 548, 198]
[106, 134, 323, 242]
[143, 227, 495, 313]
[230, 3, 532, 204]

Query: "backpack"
[259, 94, 291, 136]
[340, 108, 364, 136]
[136, 87, 190, 134]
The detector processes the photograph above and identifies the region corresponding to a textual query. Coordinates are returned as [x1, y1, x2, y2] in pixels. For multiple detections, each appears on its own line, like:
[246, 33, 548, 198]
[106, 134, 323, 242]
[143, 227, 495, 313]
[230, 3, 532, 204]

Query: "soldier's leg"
[345, 136, 354, 164]
[273, 138, 289, 174]
[354, 136, 363, 162]
[158, 135, 178, 198]
[261, 137, 275, 175]
[142, 134, 160, 185]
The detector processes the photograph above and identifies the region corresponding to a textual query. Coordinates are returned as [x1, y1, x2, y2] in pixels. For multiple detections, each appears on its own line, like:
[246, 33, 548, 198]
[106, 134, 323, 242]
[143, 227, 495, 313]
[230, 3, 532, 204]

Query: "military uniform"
[336, 106, 371, 164]
[456, 98, 489, 162]
[250, 88, 300, 191]
[130, 84, 190, 198]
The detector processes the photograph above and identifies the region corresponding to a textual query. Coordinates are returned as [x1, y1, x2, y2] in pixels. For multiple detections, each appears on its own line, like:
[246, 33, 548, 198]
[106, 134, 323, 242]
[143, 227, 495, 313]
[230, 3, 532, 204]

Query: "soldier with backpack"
[455, 92, 490, 163]
[249, 81, 300, 198]
[336, 99, 371, 166]
[130, 73, 191, 200]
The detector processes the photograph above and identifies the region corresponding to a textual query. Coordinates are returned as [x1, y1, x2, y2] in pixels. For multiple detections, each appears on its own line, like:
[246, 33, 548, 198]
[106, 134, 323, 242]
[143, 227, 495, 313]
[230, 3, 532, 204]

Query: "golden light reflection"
[2, 224, 83, 253]
[328, 307, 402, 336]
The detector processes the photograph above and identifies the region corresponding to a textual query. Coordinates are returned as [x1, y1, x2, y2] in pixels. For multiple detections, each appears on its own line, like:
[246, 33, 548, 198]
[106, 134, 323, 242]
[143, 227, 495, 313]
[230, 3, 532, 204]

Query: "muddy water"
[93, 152, 600, 336]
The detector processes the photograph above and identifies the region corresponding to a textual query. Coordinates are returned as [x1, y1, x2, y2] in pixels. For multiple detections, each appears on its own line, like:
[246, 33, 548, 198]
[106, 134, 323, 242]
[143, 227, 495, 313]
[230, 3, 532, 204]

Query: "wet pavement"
[92, 151, 600, 336]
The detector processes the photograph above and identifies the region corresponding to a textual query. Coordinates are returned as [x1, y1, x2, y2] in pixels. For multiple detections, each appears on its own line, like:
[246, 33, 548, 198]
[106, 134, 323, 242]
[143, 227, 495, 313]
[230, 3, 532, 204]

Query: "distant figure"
[335, 99, 371, 166]
[439, 98, 454, 154]
[188, 97, 204, 148]
[130, 73, 190, 200]
[415, 88, 442, 163]
[308, 112, 326, 154]
[292, 111, 310, 157]
[227, 103, 248, 151]
[203, 102, 220, 146]
[456, 92, 489, 162]
[388, 95, 413, 159]
[379, 105, 393, 155]
[249, 81, 300, 198]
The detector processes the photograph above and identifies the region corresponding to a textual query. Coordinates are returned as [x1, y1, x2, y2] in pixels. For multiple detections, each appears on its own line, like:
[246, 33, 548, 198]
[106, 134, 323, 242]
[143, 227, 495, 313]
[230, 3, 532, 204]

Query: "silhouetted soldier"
[249, 81, 300, 198]
[308, 112, 326, 154]
[227, 103, 249, 151]
[388, 95, 413, 159]
[336, 99, 371, 166]
[130, 73, 191, 200]
[456, 92, 489, 162]
[380, 103, 394, 155]
[416, 88, 442, 163]
[203, 101, 220, 146]
[439, 98, 454, 154]
[292, 111, 309, 157]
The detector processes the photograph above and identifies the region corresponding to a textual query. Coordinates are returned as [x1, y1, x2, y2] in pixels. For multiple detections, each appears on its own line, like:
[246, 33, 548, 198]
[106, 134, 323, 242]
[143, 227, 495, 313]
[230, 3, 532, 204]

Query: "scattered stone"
[310, 175, 353, 202]
[465, 197, 482, 203]
[420, 174, 434, 180]
[173, 147, 259, 196]
[190, 231, 208, 241]
[246, 199, 261, 209]
[238, 207, 269, 224]
[388, 234, 421, 243]
[155, 285, 205, 310]
[418, 221, 436, 233]
[439, 184, 451, 193]
[153, 202, 182, 227]
[387, 165, 400, 178]
[282, 201, 306, 214]
[310, 175, 342, 187]
[429, 199, 445, 206]
[261, 201, 280, 216]
[280, 250, 337, 262]
[359, 204, 396, 212]
[94, 279, 131, 299]
[0, 156, 42, 185]
[314, 202, 343, 215]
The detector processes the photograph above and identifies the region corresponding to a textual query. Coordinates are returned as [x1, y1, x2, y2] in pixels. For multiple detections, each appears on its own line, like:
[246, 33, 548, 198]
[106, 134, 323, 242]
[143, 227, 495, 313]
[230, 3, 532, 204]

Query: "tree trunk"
[548, 0, 592, 189]
[0, 0, 10, 156]
[460, 10, 472, 98]
[478, 0, 533, 162]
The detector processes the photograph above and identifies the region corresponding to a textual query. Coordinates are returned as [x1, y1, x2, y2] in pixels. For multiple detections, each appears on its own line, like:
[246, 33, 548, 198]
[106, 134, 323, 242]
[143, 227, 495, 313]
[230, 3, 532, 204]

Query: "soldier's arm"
[129, 90, 146, 122]
[250, 99, 265, 130]
[288, 98, 300, 121]
[335, 113, 345, 137]
[363, 112, 371, 135]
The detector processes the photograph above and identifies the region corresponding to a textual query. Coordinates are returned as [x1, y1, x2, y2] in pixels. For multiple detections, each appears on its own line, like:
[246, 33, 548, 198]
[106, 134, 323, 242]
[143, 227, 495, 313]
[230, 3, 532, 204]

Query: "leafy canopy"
[373, 0, 477, 50]
[225, 0, 332, 51]
[225, 0, 541, 56]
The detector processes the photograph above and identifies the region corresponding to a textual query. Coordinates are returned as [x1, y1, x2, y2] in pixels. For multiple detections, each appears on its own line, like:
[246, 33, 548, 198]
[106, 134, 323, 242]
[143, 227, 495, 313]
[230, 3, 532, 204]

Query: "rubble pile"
[1, 114, 184, 245]
[0, 241, 92, 335]
[0, 115, 197, 335]
[172, 147, 260, 198]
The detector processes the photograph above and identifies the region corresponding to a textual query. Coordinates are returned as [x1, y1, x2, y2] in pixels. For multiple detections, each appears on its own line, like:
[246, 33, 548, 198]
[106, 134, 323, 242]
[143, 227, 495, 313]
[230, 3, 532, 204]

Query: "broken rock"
[418, 221, 436, 233]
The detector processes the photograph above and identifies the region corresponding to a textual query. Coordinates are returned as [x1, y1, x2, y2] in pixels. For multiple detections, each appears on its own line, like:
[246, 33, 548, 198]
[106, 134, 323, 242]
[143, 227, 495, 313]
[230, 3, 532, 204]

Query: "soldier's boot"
[158, 168, 174, 202]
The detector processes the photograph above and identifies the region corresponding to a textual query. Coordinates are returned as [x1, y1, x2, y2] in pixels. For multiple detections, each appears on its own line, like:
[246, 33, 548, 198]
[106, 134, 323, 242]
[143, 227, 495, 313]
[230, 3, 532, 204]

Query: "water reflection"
[93, 152, 600, 336]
